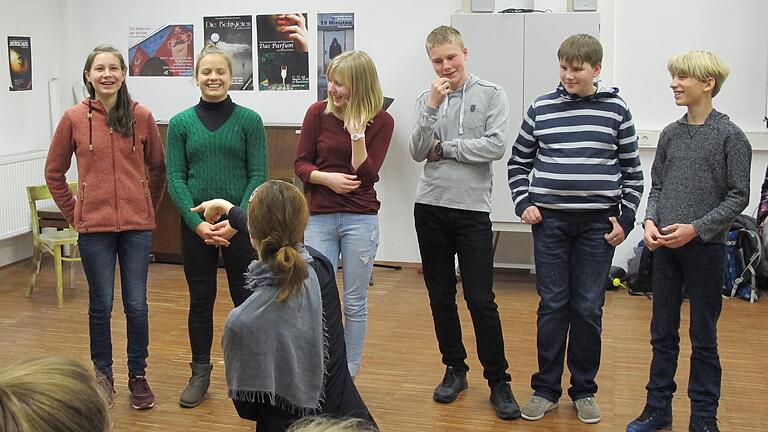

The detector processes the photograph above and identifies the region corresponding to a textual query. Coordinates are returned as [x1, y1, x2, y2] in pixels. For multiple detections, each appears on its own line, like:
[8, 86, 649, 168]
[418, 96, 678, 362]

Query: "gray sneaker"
[520, 395, 557, 421]
[573, 397, 601, 424]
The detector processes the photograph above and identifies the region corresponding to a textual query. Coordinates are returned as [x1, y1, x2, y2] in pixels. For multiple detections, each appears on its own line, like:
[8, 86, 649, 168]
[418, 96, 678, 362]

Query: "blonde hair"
[247, 180, 309, 303]
[0, 356, 110, 432]
[557, 33, 603, 66]
[195, 43, 233, 77]
[287, 416, 378, 432]
[667, 51, 729, 97]
[425, 25, 465, 52]
[324, 50, 384, 126]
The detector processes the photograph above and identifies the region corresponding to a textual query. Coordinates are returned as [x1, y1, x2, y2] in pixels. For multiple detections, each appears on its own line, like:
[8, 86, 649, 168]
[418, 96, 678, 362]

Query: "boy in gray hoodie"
[409, 25, 518, 420]
[627, 52, 750, 432]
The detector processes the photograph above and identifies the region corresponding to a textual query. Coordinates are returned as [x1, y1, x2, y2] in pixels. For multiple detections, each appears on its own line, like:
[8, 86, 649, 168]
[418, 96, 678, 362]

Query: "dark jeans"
[78, 230, 152, 377]
[180, 222, 255, 364]
[530, 209, 615, 401]
[414, 203, 510, 385]
[646, 240, 724, 418]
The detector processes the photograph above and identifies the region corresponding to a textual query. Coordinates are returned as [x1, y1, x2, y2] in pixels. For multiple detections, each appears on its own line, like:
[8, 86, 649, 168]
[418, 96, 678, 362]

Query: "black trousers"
[414, 203, 511, 385]
[180, 221, 255, 364]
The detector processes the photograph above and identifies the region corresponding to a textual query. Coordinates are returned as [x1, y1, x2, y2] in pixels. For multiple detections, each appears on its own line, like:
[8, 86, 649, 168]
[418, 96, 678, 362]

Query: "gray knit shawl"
[222, 246, 327, 415]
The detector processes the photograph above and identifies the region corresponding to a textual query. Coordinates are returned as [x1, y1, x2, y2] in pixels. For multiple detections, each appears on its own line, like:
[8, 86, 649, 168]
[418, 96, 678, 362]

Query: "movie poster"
[7, 36, 32, 91]
[317, 13, 354, 100]
[128, 24, 194, 77]
[204, 15, 254, 91]
[256, 13, 309, 91]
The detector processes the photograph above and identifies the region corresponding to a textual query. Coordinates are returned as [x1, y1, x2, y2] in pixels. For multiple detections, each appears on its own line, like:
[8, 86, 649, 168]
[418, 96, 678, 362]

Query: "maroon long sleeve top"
[294, 101, 394, 215]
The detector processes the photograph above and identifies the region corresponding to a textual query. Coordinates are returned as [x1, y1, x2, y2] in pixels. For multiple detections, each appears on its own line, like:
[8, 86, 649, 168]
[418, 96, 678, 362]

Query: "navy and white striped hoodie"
[507, 83, 644, 234]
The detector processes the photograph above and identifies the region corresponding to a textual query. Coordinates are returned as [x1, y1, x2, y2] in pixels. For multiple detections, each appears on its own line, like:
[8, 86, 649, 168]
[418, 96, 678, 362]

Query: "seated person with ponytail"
[192, 180, 374, 432]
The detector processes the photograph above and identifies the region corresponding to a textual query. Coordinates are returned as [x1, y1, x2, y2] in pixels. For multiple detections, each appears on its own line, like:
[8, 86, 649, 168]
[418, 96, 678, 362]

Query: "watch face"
[351, 133, 364, 140]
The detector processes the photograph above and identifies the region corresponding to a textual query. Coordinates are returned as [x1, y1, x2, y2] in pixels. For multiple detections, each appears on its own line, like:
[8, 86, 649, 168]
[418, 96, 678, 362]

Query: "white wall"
[2, 0, 767, 267]
[0, 0, 70, 156]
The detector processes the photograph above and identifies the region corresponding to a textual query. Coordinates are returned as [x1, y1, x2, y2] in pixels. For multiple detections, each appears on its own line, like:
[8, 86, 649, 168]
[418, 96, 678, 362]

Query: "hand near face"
[427, 77, 452, 109]
[278, 14, 308, 53]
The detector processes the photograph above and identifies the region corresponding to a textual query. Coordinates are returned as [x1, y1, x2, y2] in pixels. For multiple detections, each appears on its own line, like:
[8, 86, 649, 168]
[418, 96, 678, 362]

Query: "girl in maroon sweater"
[294, 50, 394, 378]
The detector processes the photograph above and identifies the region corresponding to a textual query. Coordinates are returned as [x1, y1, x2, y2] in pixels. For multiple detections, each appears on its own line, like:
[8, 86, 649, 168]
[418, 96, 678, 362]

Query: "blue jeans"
[646, 240, 724, 418]
[305, 213, 379, 377]
[531, 209, 615, 401]
[78, 230, 152, 377]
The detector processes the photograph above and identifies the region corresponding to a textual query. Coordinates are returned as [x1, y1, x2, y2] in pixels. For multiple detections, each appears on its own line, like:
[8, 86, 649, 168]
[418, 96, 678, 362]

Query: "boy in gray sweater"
[409, 25, 518, 420]
[627, 51, 751, 432]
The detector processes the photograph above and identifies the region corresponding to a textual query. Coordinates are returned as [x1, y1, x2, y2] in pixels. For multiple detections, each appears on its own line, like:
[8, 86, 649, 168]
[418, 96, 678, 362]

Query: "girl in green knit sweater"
[166, 44, 267, 409]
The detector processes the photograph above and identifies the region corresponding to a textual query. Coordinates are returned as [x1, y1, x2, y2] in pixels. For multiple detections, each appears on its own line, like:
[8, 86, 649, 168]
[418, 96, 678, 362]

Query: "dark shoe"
[95, 371, 115, 409]
[180, 362, 212, 408]
[489, 381, 521, 420]
[690, 416, 719, 432]
[432, 366, 468, 404]
[128, 375, 155, 410]
[626, 404, 673, 432]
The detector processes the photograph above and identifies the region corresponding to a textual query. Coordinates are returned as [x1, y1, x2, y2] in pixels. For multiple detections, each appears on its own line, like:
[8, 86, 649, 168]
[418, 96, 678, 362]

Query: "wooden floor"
[1, 257, 767, 432]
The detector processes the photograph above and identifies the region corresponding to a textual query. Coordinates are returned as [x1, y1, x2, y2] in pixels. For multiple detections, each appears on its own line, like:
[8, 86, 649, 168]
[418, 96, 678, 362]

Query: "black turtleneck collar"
[195, 95, 236, 132]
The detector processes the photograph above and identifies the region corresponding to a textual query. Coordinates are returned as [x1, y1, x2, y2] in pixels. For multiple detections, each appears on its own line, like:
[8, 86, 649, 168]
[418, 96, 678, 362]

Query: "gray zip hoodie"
[409, 74, 509, 213]
[645, 109, 751, 243]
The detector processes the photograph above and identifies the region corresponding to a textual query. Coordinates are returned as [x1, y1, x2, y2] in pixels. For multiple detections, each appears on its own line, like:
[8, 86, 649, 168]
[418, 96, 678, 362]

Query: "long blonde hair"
[247, 180, 309, 302]
[0, 356, 110, 432]
[324, 50, 383, 128]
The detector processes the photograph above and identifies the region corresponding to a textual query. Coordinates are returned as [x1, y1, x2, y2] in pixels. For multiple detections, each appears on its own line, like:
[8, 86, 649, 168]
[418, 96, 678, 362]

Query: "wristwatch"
[350, 133, 365, 141]
[434, 141, 444, 159]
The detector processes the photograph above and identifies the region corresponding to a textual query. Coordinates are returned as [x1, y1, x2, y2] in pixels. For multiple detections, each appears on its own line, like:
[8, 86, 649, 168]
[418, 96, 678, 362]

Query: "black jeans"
[180, 221, 255, 364]
[646, 240, 724, 418]
[414, 203, 510, 385]
[530, 209, 615, 401]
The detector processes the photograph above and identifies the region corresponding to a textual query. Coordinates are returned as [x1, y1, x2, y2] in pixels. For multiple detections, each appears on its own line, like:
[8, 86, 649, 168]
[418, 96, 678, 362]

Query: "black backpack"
[625, 241, 653, 296]
[723, 214, 765, 302]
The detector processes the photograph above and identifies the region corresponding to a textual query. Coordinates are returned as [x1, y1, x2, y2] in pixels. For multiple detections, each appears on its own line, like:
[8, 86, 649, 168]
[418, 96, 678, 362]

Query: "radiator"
[0, 151, 49, 240]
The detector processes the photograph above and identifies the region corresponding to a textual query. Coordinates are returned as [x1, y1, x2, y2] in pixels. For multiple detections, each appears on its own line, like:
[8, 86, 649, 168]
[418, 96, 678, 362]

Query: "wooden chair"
[26, 182, 80, 308]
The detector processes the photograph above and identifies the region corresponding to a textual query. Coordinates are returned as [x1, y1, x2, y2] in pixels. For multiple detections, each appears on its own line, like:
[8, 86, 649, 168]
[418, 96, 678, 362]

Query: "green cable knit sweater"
[166, 105, 268, 230]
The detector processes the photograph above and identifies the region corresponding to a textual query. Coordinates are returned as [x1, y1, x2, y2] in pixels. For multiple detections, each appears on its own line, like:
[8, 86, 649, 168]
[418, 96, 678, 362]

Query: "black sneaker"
[489, 381, 521, 420]
[690, 416, 719, 432]
[626, 404, 672, 432]
[432, 366, 468, 403]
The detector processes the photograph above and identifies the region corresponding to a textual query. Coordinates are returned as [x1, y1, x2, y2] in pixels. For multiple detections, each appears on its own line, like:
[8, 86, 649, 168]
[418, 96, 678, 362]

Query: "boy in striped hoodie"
[507, 34, 643, 424]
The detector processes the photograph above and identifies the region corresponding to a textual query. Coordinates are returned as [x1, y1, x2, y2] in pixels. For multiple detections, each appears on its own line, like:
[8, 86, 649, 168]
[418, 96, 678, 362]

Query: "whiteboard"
[452, 12, 600, 223]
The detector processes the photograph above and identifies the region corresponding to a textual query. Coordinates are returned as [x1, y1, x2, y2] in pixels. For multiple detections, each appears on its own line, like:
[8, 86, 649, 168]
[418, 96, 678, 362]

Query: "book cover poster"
[317, 13, 354, 101]
[256, 13, 309, 91]
[7, 36, 32, 91]
[128, 24, 194, 77]
[204, 15, 254, 91]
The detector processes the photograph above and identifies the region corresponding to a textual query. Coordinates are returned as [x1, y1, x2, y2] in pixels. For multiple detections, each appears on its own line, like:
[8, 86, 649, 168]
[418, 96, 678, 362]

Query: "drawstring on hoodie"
[87, 99, 136, 152]
[440, 79, 469, 136]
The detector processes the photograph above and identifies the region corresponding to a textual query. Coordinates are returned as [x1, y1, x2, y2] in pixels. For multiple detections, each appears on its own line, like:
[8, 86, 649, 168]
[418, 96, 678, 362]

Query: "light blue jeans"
[305, 213, 379, 377]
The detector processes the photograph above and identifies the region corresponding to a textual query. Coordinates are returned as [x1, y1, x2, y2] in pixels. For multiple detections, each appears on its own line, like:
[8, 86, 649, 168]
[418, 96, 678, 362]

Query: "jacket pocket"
[141, 179, 152, 220]
[76, 182, 86, 226]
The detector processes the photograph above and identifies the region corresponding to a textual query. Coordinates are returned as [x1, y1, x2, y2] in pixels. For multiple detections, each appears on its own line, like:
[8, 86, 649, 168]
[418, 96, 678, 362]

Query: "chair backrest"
[26, 182, 77, 237]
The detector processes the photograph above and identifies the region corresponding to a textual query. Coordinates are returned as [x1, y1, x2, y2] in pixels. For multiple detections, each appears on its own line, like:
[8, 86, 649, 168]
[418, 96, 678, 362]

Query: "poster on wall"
[256, 13, 309, 91]
[128, 24, 194, 77]
[7, 36, 32, 91]
[203, 15, 254, 91]
[317, 13, 354, 101]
